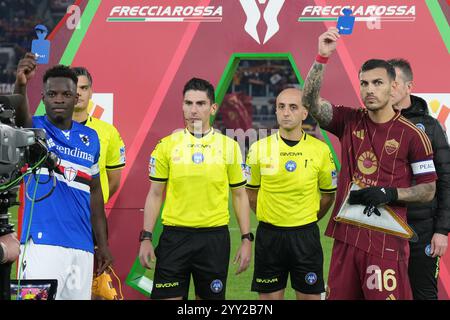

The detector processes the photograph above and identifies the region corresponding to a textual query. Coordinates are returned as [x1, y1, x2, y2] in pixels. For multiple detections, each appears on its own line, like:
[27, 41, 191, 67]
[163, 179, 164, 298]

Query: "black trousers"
[408, 218, 440, 300]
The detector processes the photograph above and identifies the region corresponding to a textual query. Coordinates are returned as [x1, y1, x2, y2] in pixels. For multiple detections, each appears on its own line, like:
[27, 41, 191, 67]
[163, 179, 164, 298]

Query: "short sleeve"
[227, 140, 247, 189]
[106, 126, 126, 171]
[91, 133, 100, 178]
[245, 142, 260, 189]
[149, 139, 169, 183]
[318, 146, 337, 193]
[408, 128, 437, 184]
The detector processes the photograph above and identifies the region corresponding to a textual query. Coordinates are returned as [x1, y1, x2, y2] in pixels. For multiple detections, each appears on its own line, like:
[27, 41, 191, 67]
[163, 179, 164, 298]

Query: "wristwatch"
[241, 232, 254, 242]
[139, 230, 153, 242]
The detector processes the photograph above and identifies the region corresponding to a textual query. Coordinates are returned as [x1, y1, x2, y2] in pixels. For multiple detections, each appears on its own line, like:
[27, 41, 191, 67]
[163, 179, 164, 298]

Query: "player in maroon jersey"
[301, 27, 437, 300]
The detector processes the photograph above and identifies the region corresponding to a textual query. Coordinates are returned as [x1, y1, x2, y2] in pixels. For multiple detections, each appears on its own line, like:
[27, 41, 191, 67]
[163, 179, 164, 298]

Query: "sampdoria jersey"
[246, 131, 337, 227]
[324, 105, 437, 261]
[149, 129, 247, 227]
[85, 116, 125, 203]
[20, 116, 100, 253]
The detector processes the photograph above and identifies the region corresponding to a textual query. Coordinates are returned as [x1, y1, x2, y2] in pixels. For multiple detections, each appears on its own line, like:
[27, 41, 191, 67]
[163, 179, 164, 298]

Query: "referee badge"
[305, 272, 318, 285]
[120, 146, 126, 163]
[149, 157, 156, 175]
[285, 160, 297, 172]
[331, 170, 338, 187]
[242, 164, 251, 180]
[192, 152, 204, 164]
[210, 279, 223, 293]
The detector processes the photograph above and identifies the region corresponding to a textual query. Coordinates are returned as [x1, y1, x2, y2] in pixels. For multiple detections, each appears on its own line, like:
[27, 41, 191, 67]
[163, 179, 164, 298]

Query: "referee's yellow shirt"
[149, 129, 246, 227]
[86, 116, 126, 203]
[246, 131, 337, 227]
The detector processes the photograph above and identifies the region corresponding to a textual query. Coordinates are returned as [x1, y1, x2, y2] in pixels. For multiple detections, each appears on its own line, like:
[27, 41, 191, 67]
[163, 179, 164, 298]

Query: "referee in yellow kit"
[246, 88, 336, 300]
[138, 78, 252, 300]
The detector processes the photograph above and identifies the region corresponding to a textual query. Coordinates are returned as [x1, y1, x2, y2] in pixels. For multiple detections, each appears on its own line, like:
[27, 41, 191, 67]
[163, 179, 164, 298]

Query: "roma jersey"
[324, 106, 437, 261]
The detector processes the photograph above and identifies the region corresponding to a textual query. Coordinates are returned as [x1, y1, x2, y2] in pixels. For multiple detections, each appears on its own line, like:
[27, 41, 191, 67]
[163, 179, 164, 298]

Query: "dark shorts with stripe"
[151, 225, 230, 300]
[251, 221, 325, 295]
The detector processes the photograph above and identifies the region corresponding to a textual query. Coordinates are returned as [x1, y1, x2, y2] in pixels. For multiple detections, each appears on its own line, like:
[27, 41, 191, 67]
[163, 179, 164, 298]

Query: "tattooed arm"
[397, 182, 436, 203]
[302, 27, 340, 128]
[302, 63, 334, 128]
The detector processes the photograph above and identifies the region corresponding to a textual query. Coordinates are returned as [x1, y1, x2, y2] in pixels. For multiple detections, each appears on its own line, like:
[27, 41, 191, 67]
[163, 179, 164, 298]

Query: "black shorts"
[151, 225, 230, 300]
[252, 221, 325, 295]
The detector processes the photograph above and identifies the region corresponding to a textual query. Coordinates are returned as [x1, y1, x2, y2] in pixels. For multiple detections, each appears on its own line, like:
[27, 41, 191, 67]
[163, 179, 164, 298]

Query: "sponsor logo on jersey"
[49, 143, 95, 162]
[357, 151, 378, 175]
[187, 143, 211, 148]
[280, 152, 302, 156]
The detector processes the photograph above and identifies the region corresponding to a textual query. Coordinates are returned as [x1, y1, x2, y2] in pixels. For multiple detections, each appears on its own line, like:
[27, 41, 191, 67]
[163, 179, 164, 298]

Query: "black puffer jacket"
[401, 95, 450, 235]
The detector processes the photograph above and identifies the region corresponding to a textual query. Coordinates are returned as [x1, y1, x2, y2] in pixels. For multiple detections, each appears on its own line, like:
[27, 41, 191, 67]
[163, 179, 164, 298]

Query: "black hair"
[43, 65, 78, 86]
[359, 59, 396, 81]
[183, 77, 215, 104]
[72, 66, 93, 86]
[387, 58, 413, 81]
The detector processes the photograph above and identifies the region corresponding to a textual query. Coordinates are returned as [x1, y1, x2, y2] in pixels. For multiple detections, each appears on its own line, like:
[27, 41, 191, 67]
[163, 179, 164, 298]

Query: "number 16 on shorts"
[366, 265, 397, 292]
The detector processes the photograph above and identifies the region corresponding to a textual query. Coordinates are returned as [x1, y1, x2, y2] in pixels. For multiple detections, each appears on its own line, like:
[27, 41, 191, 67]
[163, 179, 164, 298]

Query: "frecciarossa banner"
[23, 0, 450, 299]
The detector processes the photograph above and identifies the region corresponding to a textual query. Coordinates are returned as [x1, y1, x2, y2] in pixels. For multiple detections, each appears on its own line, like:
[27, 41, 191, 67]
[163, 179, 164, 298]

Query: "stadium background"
[2, 0, 449, 299]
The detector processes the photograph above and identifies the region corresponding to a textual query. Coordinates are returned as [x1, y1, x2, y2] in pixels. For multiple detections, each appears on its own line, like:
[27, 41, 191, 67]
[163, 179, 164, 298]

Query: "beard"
[364, 97, 390, 111]
[53, 114, 65, 123]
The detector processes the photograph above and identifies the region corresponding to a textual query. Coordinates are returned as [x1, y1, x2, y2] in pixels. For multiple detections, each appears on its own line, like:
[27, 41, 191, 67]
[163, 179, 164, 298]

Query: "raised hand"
[318, 27, 340, 58]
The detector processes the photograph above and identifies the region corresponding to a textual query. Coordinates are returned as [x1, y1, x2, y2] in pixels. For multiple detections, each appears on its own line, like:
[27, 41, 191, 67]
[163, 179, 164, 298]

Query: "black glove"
[348, 187, 398, 206]
[363, 205, 381, 217]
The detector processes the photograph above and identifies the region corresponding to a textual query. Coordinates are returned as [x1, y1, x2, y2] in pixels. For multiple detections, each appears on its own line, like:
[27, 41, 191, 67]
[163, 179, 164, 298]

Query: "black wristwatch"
[139, 230, 153, 242]
[241, 232, 254, 242]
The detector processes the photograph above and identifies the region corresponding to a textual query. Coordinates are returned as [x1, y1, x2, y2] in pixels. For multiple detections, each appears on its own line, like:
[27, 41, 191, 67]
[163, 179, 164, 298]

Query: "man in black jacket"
[389, 58, 450, 300]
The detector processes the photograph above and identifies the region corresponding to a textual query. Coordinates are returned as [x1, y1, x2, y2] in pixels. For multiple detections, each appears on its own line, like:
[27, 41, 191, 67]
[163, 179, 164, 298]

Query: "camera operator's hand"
[0, 232, 20, 264]
[16, 53, 37, 86]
